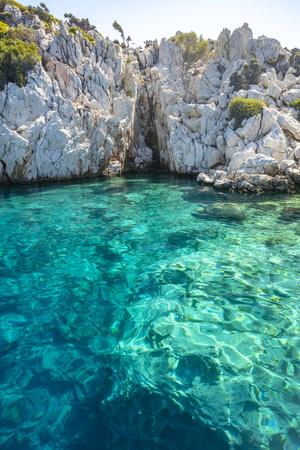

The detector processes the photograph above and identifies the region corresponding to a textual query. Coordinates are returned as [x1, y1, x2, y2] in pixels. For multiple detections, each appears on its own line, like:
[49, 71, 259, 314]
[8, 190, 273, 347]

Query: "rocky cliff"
[1, 4, 300, 193]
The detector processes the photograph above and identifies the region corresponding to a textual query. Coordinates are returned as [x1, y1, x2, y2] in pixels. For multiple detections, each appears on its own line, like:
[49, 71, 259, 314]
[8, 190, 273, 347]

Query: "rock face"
[131, 24, 300, 193]
[0, 6, 300, 193]
[0, 15, 138, 182]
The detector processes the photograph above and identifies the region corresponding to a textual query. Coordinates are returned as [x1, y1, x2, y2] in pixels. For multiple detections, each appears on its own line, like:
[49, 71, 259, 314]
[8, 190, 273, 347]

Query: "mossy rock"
[228, 97, 265, 128]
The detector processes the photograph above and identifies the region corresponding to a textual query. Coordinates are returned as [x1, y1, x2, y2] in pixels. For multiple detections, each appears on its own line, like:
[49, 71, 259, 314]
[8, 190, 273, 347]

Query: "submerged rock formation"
[0, 4, 300, 193]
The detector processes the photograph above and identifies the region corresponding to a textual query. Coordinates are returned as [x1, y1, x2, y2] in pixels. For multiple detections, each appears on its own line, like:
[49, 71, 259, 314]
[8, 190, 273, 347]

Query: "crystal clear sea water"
[0, 175, 299, 450]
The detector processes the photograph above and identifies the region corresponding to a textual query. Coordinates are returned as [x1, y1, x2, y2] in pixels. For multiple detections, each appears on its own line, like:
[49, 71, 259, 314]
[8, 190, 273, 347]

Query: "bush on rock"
[172, 31, 208, 65]
[0, 37, 40, 89]
[228, 97, 265, 127]
[6, 24, 35, 42]
[69, 25, 95, 45]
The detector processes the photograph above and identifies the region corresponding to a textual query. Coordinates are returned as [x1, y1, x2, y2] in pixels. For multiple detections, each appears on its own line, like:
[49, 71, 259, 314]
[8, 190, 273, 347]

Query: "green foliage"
[27, 2, 58, 31]
[230, 58, 261, 91]
[112, 20, 131, 47]
[65, 13, 95, 32]
[0, 37, 40, 89]
[112, 20, 124, 43]
[0, 0, 28, 13]
[172, 31, 208, 65]
[6, 24, 35, 42]
[228, 97, 265, 127]
[0, 19, 9, 35]
[69, 25, 95, 45]
[290, 99, 300, 109]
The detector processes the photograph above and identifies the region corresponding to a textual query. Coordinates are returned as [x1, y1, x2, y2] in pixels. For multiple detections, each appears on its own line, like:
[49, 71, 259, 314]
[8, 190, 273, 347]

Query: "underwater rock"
[278, 207, 300, 221]
[195, 204, 246, 223]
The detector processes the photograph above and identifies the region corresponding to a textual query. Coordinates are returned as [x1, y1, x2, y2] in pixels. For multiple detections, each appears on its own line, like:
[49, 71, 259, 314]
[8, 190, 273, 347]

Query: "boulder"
[238, 154, 279, 176]
[255, 36, 283, 66]
[279, 159, 297, 174]
[277, 113, 300, 140]
[257, 124, 287, 161]
[197, 173, 214, 185]
[282, 89, 300, 105]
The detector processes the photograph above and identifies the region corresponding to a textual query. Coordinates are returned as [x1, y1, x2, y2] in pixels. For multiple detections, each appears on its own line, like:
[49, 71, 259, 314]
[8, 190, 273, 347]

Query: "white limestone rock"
[277, 113, 300, 140]
[238, 154, 279, 176]
[282, 89, 300, 106]
[257, 124, 287, 161]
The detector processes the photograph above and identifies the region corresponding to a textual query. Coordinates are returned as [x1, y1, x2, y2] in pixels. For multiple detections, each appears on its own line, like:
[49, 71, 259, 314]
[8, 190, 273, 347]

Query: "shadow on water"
[67, 388, 231, 450]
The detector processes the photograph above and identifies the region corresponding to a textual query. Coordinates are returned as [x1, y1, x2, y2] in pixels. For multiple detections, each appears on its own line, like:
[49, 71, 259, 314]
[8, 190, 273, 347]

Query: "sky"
[29, 0, 299, 49]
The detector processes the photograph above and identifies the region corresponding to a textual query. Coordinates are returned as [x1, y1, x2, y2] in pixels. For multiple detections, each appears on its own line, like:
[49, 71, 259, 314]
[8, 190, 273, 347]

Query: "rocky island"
[0, 0, 300, 193]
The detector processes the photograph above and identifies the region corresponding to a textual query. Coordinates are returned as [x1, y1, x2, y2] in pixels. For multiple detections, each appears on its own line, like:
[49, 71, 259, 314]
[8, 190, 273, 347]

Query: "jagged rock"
[228, 147, 256, 173]
[238, 154, 279, 176]
[0, 13, 299, 194]
[215, 28, 231, 59]
[277, 113, 300, 140]
[257, 124, 287, 161]
[255, 36, 284, 66]
[282, 89, 300, 105]
[228, 23, 253, 62]
[236, 108, 275, 142]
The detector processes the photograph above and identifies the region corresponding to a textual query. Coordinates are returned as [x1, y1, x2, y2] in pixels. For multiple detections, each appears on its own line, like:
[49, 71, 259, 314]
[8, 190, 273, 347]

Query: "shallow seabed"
[0, 175, 299, 450]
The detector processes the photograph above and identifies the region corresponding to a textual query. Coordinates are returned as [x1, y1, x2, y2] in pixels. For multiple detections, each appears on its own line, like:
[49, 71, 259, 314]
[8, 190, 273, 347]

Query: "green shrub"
[65, 13, 95, 32]
[6, 24, 35, 42]
[290, 99, 300, 109]
[0, 19, 9, 35]
[69, 25, 95, 45]
[172, 31, 208, 65]
[27, 3, 58, 31]
[0, 37, 40, 89]
[228, 97, 265, 127]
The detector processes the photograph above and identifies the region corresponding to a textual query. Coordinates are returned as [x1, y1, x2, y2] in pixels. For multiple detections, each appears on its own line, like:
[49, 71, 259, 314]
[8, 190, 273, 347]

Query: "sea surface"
[0, 175, 299, 450]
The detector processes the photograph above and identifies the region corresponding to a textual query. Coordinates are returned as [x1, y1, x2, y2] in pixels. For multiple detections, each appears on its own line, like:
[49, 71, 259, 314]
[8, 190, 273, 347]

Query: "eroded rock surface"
[0, 7, 300, 193]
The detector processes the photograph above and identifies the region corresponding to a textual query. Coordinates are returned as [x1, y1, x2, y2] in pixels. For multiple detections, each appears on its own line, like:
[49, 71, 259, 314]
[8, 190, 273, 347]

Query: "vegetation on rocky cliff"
[0, 34, 40, 89]
[228, 97, 265, 127]
[69, 26, 96, 45]
[171, 31, 208, 65]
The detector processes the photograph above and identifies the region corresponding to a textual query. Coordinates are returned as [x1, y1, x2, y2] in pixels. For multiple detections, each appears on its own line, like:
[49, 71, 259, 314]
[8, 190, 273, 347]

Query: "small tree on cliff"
[112, 21, 132, 47]
[112, 20, 125, 45]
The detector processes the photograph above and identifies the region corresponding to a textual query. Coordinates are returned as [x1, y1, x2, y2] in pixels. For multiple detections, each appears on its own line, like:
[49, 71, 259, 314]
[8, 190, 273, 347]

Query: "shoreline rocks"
[0, 4, 300, 194]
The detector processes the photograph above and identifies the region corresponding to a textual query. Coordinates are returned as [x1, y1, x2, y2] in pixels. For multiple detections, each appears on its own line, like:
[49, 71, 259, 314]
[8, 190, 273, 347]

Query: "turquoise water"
[0, 175, 299, 450]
